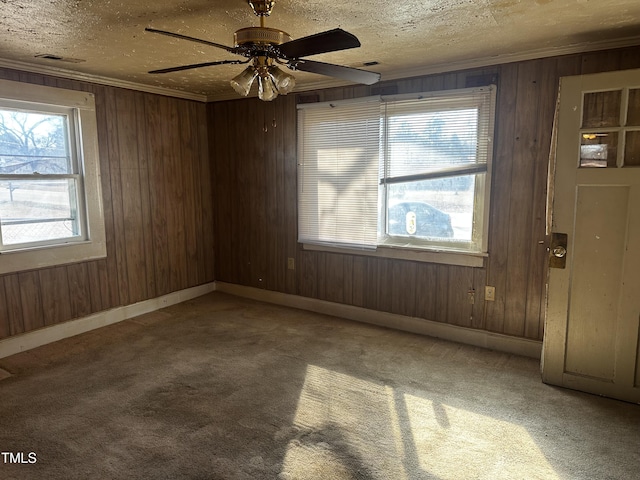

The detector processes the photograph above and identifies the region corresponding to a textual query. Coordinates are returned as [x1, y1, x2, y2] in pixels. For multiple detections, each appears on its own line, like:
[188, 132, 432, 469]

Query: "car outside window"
[297, 86, 495, 264]
[379, 88, 495, 253]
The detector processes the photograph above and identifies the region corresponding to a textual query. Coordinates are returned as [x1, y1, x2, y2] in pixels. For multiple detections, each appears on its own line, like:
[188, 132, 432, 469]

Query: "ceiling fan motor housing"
[234, 27, 291, 49]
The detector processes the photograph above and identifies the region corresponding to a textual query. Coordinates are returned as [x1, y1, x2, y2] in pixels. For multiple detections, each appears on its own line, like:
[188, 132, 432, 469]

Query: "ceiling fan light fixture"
[146, 1, 381, 101]
[230, 66, 258, 96]
[258, 75, 278, 101]
[269, 65, 296, 95]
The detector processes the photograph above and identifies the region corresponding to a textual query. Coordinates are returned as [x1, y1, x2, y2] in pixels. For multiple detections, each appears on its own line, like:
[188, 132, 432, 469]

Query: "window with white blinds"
[297, 86, 496, 257]
[297, 97, 381, 249]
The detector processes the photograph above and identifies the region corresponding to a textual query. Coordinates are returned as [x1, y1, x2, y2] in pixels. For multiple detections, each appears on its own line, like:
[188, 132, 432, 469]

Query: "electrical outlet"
[485, 286, 496, 301]
[287, 257, 295, 270]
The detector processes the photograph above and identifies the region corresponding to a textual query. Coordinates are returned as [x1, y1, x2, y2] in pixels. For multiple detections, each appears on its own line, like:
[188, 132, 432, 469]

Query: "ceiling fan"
[145, 0, 381, 101]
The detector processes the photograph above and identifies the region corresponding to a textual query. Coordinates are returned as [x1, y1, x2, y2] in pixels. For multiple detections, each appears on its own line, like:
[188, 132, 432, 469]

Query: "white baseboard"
[0, 281, 542, 361]
[0, 282, 215, 359]
[215, 281, 542, 359]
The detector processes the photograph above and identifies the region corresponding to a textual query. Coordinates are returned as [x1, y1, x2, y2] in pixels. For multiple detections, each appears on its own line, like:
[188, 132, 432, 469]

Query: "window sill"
[0, 240, 106, 275]
[302, 243, 486, 267]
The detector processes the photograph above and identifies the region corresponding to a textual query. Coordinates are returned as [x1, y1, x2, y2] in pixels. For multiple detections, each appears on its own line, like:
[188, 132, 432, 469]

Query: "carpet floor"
[0, 292, 638, 479]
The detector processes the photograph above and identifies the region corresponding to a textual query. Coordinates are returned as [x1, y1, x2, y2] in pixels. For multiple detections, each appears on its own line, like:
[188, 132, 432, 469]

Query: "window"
[297, 86, 495, 265]
[0, 79, 106, 274]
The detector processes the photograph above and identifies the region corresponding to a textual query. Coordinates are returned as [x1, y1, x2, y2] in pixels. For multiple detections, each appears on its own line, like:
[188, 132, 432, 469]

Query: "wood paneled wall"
[0, 69, 214, 340]
[210, 45, 640, 341]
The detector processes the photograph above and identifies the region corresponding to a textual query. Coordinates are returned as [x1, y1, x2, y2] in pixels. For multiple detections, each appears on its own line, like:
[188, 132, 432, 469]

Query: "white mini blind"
[297, 97, 381, 249]
[382, 87, 494, 180]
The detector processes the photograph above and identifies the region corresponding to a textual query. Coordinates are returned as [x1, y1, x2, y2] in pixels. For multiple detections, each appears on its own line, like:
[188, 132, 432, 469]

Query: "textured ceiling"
[1, 0, 640, 101]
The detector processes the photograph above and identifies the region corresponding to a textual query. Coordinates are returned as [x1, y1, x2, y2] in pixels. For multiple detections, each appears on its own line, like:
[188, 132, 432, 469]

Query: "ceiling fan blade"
[149, 59, 248, 74]
[145, 27, 238, 54]
[290, 60, 381, 85]
[278, 28, 361, 59]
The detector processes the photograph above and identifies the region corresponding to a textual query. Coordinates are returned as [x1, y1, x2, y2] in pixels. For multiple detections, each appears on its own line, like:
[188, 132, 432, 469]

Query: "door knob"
[552, 246, 567, 258]
[549, 233, 568, 268]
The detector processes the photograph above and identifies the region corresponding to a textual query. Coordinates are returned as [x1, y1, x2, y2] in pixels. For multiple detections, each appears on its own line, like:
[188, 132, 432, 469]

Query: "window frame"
[297, 85, 496, 267]
[0, 79, 106, 274]
[377, 87, 495, 256]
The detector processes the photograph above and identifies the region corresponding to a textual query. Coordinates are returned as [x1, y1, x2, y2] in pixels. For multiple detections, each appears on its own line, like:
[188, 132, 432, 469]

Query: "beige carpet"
[0, 292, 638, 479]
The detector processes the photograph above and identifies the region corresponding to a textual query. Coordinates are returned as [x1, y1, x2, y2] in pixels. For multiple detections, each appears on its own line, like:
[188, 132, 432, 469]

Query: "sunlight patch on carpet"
[280, 364, 559, 480]
[402, 393, 559, 479]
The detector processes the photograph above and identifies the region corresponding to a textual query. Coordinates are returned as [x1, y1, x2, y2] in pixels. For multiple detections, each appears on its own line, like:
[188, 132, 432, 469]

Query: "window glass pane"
[386, 108, 479, 178]
[627, 89, 640, 126]
[387, 174, 476, 241]
[582, 91, 621, 128]
[0, 179, 80, 245]
[580, 132, 617, 168]
[624, 131, 640, 167]
[0, 109, 71, 174]
[298, 99, 380, 248]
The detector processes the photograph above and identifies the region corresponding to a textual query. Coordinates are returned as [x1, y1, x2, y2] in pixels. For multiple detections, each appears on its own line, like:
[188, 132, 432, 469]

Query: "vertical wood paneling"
[298, 250, 317, 299]
[581, 50, 621, 75]
[502, 60, 543, 337]
[197, 102, 215, 284]
[5, 45, 635, 343]
[180, 101, 199, 287]
[485, 63, 518, 333]
[134, 93, 157, 298]
[414, 263, 437, 321]
[435, 265, 450, 324]
[39, 267, 71, 326]
[342, 255, 353, 305]
[93, 84, 121, 310]
[116, 89, 147, 304]
[446, 267, 475, 328]
[273, 98, 287, 292]
[18, 272, 43, 332]
[66, 263, 92, 319]
[351, 256, 366, 308]
[146, 95, 171, 296]
[471, 268, 487, 330]
[362, 258, 378, 311]
[375, 258, 393, 313]
[4, 275, 23, 336]
[0, 277, 9, 337]
[166, 98, 188, 292]
[213, 50, 640, 342]
[253, 102, 268, 289]
[237, 100, 253, 286]
[324, 254, 344, 303]
[0, 68, 214, 341]
[315, 253, 327, 300]
[482, 64, 518, 332]
[524, 58, 558, 339]
[210, 102, 229, 282]
[86, 261, 104, 313]
[391, 260, 417, 318]
[283, 95, 298, 296]
[104, 87, 130, 306]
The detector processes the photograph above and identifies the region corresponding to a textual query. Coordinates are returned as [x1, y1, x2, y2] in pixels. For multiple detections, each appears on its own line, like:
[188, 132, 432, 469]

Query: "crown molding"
[206, 36, 640, 101]
[0, 58, 208, 102]
[376, 35, 640, 85]
[2, 35, 640, 104]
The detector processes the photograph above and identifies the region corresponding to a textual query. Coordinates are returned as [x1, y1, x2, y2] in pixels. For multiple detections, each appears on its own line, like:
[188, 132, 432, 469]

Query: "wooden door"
[542, 69, 640, 404]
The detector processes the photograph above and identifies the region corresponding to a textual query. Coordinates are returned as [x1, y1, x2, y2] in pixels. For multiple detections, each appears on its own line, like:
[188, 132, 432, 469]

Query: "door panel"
[542, 69, 640, 404]
[565, 185, 628, 381]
